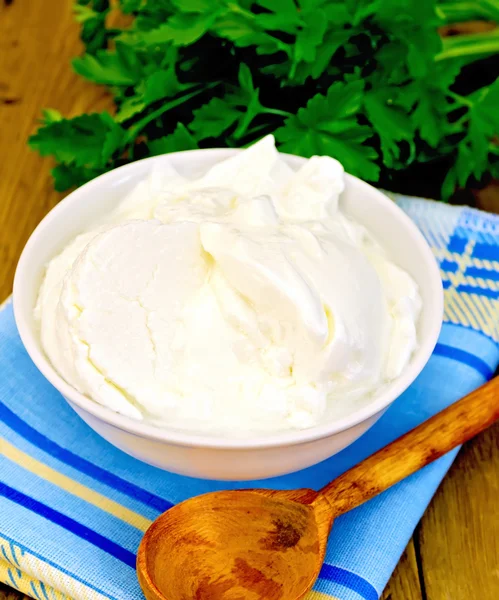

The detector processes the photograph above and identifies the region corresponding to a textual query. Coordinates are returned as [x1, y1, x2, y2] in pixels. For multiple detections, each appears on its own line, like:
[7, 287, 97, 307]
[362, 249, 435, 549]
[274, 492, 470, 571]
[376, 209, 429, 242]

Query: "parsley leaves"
[30, 0, 499, 198]
[276, 81, 380, 181]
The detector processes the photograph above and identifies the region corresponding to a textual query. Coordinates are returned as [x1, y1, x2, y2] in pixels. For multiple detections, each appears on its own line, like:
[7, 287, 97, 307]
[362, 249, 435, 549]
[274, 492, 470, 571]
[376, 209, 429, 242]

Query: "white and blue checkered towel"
[1, 196, 498, 600]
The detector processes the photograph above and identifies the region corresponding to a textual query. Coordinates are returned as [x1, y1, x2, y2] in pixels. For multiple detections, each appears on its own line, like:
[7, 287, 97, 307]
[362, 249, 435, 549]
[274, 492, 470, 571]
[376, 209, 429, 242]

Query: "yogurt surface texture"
[35, 136, 421, 435]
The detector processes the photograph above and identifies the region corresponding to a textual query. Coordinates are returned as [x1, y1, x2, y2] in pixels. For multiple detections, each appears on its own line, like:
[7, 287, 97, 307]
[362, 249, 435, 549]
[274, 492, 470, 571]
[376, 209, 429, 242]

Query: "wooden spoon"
[137, 377, 499, 600]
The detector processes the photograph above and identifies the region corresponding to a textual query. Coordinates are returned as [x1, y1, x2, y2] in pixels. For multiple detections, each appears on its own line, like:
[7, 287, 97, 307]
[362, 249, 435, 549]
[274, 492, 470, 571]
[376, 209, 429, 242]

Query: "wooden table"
[1, 2, 498, 599]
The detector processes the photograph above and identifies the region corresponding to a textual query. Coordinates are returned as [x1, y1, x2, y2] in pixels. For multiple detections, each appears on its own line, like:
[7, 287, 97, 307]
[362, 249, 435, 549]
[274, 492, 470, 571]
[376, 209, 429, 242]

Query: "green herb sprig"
[29, 0, 499, 198]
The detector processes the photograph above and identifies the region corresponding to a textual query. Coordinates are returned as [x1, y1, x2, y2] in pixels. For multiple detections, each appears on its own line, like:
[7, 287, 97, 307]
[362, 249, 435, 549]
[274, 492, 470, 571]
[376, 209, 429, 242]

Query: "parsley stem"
[436, 28, 499, 61]
[436, 2, 498, 23]
[243, 123, 277, 139]
[263, 108, 293, 118]
[449, 114, 470, 131]
[126, 83, 218, 142]
[448, 90, 474, 107]
[226, 3, 256, 20]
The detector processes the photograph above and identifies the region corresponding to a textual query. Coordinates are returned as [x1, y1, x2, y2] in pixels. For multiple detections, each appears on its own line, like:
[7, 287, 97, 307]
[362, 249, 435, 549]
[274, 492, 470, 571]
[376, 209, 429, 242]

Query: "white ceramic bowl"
[13, 149, 443, 480]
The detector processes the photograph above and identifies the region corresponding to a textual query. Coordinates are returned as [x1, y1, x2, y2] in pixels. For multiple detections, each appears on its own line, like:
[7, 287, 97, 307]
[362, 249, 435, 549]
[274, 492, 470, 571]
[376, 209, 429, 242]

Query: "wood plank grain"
[474, 180, 499, 214]
[418, 423, 499, 599]
[0, 0, 112, 302]
[381, 539, 424, 600]
[0, 583, 27, 600]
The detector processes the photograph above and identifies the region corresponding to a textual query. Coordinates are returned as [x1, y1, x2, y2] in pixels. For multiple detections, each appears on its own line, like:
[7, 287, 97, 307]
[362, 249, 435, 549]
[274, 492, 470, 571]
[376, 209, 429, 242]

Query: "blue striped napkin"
[1, 196, 498, 600]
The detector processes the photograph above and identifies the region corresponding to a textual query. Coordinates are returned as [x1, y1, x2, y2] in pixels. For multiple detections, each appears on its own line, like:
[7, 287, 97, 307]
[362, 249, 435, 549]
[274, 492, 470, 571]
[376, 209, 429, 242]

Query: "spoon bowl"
[137, 489, 333, 600]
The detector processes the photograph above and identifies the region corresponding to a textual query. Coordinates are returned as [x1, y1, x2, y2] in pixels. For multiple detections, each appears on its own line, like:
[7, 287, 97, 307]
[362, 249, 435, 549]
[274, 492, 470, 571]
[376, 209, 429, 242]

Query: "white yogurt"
[35, 136, 421, 434]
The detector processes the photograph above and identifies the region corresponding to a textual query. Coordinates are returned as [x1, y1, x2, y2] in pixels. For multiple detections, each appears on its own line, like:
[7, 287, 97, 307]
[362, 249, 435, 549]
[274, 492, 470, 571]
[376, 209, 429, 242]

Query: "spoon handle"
[318, 376, 499, 516]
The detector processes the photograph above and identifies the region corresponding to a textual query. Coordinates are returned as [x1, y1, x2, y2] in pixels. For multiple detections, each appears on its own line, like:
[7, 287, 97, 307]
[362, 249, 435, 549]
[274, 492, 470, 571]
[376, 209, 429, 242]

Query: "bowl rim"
[13, 148, 443, 450]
